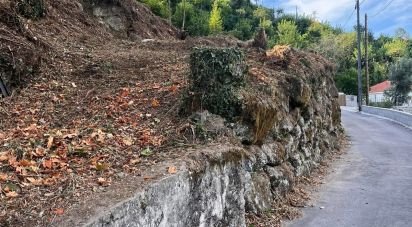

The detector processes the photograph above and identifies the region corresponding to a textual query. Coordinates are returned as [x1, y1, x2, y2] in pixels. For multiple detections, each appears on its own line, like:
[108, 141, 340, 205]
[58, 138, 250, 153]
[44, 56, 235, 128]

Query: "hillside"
[0, 1, 243, 225]
[0, 1, 341, 226]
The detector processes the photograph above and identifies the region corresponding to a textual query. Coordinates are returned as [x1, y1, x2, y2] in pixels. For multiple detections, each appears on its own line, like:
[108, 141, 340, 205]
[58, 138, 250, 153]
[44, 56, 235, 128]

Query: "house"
[369, 80, 391, 103]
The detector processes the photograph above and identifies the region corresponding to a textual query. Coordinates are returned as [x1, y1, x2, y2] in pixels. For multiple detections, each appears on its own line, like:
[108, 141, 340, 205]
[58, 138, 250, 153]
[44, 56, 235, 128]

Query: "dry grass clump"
[266, 45, 291, 61]
[244, 95, 278, 145]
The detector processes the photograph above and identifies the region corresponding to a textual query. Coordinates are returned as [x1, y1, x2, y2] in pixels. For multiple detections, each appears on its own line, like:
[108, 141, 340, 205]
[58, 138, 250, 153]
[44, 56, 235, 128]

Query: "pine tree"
[209, 0, 223, 34]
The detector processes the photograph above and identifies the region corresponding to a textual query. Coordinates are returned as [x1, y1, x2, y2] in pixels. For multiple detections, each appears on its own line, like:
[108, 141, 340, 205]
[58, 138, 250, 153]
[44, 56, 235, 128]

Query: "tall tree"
[386, 58, 412, 105]
[209, 0, 223, 34]
[275, 19, 304, 47]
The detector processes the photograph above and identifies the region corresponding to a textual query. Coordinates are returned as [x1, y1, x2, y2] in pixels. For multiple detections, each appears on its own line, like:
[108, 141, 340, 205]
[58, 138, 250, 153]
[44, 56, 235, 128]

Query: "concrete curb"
[360, 106, 412, 130]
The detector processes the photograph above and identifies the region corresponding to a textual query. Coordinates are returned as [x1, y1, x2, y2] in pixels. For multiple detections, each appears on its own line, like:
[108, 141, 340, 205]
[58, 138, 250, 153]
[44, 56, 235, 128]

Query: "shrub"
[15, 0, 46, 19]
[181, 47, 247, 120]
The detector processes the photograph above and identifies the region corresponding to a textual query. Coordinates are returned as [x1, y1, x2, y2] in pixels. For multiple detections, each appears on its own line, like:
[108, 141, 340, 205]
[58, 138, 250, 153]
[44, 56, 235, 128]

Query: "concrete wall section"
[362, 106, 412, 128]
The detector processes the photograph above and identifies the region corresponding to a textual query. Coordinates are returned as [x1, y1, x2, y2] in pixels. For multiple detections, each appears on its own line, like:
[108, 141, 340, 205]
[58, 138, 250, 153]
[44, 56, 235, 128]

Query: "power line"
[371, 0, 395, 18]
[342, 0, 367, 29]
[342, 4, 356, 28]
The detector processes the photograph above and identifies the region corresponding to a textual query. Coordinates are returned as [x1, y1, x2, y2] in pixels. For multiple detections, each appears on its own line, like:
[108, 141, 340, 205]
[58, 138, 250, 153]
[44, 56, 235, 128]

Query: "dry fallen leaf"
[34, 148, 45, 157]
[95, 162, 109, 171]
[47, 136, 54, 149]
[26, 177, 43, 186]
[0, 173, 8, 181]
[63, 133, 78, 139]
[5, 191, 18, 198]
[19, 159, 32, 167]
[169, 85, 178, 93]
[53, 208, 64, 215]
[143, 175, 154, 180]
[97, 177, 110, 186]
[122, 137, 133, 146]
[129, 158, 140, 165]
[151, 98, 160, 107]
[168, 166, 177, 174]
[97, 177, 106, 183]
[0, 152, 9, 161]
[42, 159, 53, 169]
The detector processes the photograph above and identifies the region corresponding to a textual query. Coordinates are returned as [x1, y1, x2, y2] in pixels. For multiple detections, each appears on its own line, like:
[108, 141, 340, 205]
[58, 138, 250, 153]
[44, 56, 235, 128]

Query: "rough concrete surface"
[288, 110, 412, 227]
[362, 105, 412, 128]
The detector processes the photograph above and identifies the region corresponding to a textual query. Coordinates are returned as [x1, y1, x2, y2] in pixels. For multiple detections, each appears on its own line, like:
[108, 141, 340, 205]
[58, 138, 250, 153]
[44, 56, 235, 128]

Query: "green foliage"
[395, 28, 409, 40]
[406, 41, 412, 58]
[275, 20, 305, 48]
[16, 0, 46, 19]
[209, 0, 223, 34]
[384, 39, 408, 59]
[138, 0, 410, 99]
[140, 0, 171, 18]
[183, 47, 247, 120]
[369, 100, 393, 108]
[232, 19, 254, 40]
[387, 58, 412, 105]
[172, 0, 195, 30]
[187, 10, 210, 36]
[335, 68, 358, 95]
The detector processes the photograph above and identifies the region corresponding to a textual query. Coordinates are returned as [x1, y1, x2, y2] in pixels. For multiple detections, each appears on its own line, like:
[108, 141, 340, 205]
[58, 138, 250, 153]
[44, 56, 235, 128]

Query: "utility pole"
[295, 5, 298, 21]
[168, 0, 172, 24]
[182, 0, 186, 31]
[365, 13, 369, 106]
[356, 0, 363, 111]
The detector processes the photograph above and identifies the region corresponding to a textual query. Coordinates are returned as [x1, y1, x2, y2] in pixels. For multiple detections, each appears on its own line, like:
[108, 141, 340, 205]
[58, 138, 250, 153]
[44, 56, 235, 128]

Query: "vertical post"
[168, 0, 172, 23]
[295, 5, 298, 21]
[295, 6, 298, 45]
[365, 13, 369, 106]
[182, 0, 186, 30]
[0, 73, 10, 97]
[356, 0, 363, 111]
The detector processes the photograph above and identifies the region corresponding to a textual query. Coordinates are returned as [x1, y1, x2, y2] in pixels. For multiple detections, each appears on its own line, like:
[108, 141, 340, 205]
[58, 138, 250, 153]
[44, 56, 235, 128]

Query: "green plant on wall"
[209, 0, 223, 34]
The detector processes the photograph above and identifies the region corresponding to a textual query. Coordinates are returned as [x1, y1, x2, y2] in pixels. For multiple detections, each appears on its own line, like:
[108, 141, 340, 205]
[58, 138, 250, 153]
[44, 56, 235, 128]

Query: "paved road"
[287, 110, 412, 227]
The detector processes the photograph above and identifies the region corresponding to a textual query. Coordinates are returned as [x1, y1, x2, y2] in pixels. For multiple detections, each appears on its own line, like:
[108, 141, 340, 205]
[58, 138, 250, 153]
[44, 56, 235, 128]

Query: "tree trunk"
[182, 0, 186, 31]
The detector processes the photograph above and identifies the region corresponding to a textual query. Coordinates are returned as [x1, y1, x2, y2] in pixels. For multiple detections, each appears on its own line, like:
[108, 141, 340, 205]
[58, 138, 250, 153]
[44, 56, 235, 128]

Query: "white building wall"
[369, 92, 388, 103]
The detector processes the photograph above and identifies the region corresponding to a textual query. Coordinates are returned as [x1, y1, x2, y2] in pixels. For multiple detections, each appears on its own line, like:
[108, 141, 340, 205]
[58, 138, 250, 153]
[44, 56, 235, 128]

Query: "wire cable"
[342, 3, 356, 28]
[370, 0, 395, 18]
[342, 0, 368, 29]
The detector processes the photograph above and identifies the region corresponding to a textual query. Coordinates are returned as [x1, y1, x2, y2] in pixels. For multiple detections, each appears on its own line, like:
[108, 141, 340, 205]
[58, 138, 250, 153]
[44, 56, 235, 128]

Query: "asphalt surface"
[287, 109, 412, 227]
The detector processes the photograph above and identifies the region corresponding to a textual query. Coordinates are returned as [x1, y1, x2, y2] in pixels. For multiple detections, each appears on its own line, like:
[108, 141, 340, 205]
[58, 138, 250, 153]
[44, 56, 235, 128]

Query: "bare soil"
[0, 1, 337, 226]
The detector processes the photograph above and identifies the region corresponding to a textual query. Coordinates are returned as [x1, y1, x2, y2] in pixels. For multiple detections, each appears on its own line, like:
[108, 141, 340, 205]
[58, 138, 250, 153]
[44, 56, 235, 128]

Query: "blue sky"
[261, 0, 412, 37]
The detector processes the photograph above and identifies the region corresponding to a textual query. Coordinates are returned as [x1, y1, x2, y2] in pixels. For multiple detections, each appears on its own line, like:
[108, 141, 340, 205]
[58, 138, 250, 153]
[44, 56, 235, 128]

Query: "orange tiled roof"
[370, 80, 391, 93]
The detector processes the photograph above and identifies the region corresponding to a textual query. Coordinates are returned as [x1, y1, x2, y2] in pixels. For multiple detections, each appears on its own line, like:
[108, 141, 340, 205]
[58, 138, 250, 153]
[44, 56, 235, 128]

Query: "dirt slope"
[0, 0, 183, 225]
[0, 1, 339, 226]
[0, 0, 178, 90]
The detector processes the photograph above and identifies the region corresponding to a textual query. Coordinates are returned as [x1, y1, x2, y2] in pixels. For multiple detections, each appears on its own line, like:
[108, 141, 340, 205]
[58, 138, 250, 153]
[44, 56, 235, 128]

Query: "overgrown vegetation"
[369, 101, 393, 108]
[385, 58, 412, 105]
[15, 0, 46, 19]
[182, 47, 246, 120]
[139, 0, 412, 99]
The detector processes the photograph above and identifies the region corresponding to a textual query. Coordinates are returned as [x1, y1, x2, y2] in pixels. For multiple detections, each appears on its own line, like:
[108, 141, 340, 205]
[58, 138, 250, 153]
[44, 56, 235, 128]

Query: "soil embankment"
[0, 1, 342, 226]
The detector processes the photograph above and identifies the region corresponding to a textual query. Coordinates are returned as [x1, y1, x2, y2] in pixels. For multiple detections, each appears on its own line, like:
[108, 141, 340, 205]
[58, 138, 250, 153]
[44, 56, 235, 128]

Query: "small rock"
[319, 206, 325, 209]
[142, 39, 155, 43]
[116, 172, 126, 178]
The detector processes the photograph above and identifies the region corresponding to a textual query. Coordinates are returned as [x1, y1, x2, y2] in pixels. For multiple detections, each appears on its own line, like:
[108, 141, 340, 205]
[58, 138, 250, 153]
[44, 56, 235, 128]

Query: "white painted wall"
[369, 92, 389, 103]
